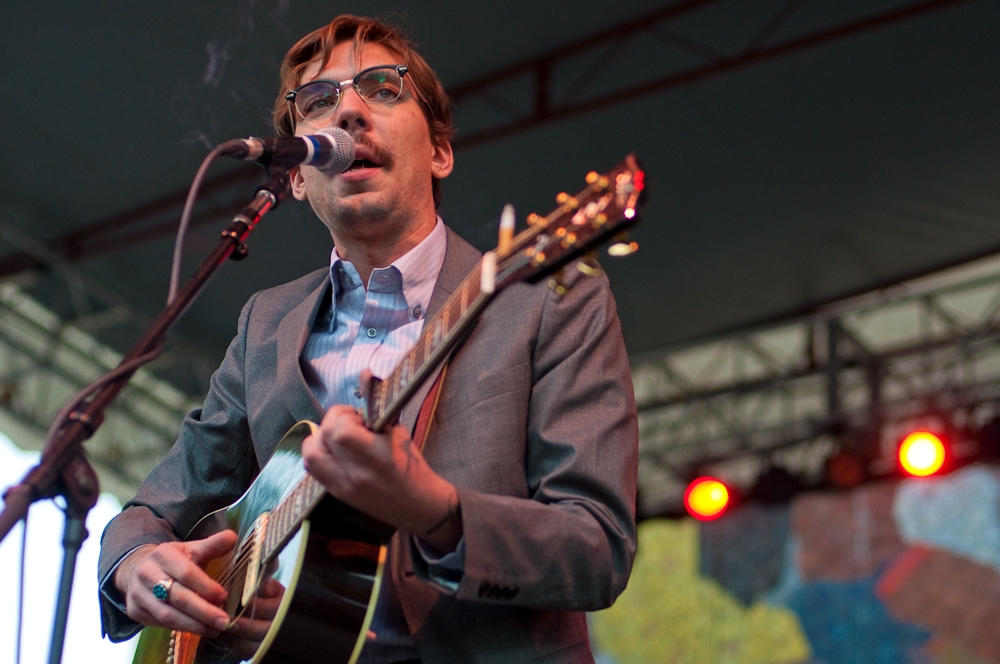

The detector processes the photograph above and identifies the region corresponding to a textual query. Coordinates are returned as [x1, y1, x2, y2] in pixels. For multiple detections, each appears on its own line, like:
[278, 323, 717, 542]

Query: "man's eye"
[363, 84, 398, 101]
[304, 96, 334, 113]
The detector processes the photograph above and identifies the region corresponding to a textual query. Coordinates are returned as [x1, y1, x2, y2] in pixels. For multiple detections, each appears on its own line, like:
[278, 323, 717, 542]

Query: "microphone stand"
[0, 168, 291, 664]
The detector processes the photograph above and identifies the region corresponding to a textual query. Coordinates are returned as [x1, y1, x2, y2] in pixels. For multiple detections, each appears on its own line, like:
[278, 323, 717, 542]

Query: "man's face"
[289, 41, 453, 243]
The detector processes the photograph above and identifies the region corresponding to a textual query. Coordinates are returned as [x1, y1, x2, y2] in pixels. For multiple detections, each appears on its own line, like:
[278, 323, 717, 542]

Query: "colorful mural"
[590, 519, 810, 663]
[591, 465, 1000, 663]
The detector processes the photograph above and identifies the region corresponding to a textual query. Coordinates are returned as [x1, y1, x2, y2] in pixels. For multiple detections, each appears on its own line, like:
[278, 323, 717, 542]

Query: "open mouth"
[346, 158, 380, 171]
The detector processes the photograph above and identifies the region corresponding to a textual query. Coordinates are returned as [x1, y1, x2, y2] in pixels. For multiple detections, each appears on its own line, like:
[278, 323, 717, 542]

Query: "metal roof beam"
[450, 0, 979, 149]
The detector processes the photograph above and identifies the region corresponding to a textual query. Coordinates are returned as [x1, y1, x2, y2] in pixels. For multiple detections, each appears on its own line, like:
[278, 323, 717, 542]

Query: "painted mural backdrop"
[591, 465, 1000, 663]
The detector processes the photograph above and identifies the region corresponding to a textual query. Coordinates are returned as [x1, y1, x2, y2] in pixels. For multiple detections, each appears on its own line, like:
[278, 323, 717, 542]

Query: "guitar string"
[216, 539, 255, 587]
[212, 475, 310, 590]
[215, 483, 316, 590]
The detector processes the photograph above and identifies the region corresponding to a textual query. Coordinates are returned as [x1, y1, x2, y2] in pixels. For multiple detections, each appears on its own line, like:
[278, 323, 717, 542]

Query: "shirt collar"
[325, 217, 447, 329]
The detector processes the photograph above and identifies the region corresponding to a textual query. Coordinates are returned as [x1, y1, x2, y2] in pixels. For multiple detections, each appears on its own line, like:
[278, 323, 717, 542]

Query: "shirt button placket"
[366, 327, 378, 338]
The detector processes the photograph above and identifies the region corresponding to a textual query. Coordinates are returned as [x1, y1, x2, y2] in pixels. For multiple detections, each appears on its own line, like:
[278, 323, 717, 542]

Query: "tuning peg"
[498, 204, 515, 252]
[556, 192, 579, 211]
[548, 269, 568, 297]
[577, 253, 602, 277]
[554, 227, 578, 248]
[607, 232, 638, 257]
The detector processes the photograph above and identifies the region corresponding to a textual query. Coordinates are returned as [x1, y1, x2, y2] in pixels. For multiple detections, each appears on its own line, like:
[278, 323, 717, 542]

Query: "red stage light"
[898, 431, 946, 477]
[684, 477, 730, 521]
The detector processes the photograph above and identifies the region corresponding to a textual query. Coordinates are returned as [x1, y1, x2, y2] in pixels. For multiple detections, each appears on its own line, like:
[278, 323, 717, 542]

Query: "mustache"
[350, 131, 394, 169]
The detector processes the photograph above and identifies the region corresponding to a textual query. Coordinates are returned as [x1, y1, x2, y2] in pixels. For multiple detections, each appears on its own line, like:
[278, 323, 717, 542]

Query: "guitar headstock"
[494, 154, 644, 287]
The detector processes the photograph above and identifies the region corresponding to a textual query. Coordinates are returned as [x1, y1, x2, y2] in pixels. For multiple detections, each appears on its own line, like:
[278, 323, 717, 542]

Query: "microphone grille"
[317, 127, 355, 174]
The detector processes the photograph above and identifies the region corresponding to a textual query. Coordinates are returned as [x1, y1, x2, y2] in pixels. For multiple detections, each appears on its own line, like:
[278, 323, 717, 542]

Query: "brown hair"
[272, 15, 453, 207]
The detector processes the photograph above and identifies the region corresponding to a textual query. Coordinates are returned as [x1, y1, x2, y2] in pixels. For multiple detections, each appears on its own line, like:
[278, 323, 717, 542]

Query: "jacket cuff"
[410, 535, 465, 592]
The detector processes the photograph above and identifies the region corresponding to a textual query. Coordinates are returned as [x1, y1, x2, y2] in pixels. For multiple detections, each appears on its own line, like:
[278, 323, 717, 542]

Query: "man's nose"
[333, 86, 371, 132]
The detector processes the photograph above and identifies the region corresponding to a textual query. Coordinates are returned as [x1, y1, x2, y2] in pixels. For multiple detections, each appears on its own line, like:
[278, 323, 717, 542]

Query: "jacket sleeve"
[412, 265, 638, 611]
[97, 292, 262, 641]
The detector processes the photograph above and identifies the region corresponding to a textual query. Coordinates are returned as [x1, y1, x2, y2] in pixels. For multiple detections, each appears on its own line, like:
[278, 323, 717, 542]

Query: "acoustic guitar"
[131, 155, 644, 664]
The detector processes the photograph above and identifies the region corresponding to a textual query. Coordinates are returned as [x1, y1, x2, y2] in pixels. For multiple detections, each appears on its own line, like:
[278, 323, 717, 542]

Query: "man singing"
[99, 14, 638, 663]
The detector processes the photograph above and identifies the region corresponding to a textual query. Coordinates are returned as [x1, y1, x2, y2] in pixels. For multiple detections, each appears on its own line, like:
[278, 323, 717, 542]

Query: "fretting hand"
[301, 374, 462, 554]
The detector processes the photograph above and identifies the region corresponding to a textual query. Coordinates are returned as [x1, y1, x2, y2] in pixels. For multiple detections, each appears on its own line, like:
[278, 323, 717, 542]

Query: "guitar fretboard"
[261, 472, 325, 563]
[368, 260, 499, 431]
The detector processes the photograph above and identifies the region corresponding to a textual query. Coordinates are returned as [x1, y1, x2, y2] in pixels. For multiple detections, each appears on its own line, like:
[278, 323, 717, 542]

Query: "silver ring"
[152, 578, 174, 602]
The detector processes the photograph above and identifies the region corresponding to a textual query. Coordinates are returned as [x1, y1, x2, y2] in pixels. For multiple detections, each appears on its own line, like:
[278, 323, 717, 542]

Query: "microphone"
[219, 127, 355, 173]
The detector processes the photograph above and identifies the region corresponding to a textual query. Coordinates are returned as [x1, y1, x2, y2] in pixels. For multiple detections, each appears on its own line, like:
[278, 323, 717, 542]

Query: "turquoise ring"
[152, 578, 174, 602]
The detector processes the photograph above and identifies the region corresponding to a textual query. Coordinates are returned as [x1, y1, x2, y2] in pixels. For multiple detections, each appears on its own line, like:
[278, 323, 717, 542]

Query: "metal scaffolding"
[0, 217, 205, 500]
[634, 253, 1000, 517]
[449, 0, 977, 149]
[0, 0, 987, 502]
[0, 278, 202, 499]
[0, 0, 977, 273]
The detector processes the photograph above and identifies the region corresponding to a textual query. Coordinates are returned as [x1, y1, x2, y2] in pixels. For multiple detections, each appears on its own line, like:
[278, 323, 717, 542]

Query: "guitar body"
[132, 422, 391, 664]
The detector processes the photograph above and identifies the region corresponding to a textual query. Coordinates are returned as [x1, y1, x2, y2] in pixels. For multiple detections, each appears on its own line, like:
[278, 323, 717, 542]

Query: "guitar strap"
[412, 362, 448, 452]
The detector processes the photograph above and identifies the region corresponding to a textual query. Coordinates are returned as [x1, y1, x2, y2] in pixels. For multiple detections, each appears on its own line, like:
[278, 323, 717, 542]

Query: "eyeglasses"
[285, 64, 411, 122]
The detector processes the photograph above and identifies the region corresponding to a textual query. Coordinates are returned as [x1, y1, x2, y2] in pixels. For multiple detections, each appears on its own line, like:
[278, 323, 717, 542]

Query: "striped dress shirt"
[302, 218, 450, 663]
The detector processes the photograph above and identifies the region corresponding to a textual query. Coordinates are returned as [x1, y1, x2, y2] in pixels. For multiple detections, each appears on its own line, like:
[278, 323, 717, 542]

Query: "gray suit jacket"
[99, 227, 638, 663]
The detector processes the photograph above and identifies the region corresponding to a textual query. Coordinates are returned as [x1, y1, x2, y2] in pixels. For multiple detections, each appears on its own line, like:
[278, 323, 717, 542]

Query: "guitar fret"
[272, 505, 283, 543]
[376, 382, 389, 422]
[432, 318, 443, 348]
[405, 354, 414, 387]
[307, 476, 322, 503]
[278, 500, 288, 536]
[378, 376, 387, 416]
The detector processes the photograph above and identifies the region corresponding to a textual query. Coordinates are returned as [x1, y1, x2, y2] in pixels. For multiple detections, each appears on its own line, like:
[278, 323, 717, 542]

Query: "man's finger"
[231, 614, 274, 642]
[148, 558, 226, 610]
[131, 557, 231, 632]
[358, 369, 374, 401]
[169, 531, 238, 605]
[187, 529, 239, 566]
[130, 592, 223, 638]
[164, 579, 232, 633]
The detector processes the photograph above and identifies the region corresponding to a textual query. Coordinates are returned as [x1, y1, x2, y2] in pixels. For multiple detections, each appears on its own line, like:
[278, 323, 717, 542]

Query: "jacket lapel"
[399, 227, 481, 432]
[275, 270, 330, 424]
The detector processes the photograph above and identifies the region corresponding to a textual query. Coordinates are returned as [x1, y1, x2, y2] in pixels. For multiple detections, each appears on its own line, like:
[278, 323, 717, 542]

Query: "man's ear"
[430, 140, 454, 180]
[290, 166, 308, 201]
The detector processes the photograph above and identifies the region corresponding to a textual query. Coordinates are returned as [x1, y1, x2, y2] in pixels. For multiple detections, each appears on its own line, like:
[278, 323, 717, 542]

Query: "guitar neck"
[261, 473, 326, 563]
[366, 260, 497, 432]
